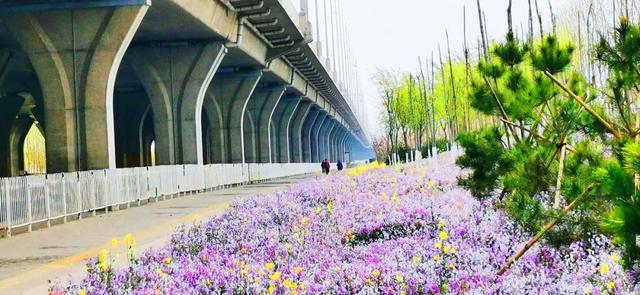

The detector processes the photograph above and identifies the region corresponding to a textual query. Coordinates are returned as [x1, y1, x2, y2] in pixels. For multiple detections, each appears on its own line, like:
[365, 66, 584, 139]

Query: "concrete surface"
[0, 174, 314, 294]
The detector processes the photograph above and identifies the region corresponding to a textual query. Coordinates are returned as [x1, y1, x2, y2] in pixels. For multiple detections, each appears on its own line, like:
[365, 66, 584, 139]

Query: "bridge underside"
[0, 0, 370, 177]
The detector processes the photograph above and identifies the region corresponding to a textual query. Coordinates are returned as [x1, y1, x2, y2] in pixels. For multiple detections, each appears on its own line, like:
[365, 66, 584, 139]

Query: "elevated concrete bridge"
[0, 0, 371, 177]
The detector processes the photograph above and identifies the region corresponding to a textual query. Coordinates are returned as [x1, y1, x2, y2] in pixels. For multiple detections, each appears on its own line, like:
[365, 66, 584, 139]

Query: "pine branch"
[544, 71, 622, 139]
[497, 184, 595, 276]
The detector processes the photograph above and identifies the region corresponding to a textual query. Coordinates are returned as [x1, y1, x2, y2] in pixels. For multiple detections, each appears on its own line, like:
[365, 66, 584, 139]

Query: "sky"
[334, 0, 575, 138]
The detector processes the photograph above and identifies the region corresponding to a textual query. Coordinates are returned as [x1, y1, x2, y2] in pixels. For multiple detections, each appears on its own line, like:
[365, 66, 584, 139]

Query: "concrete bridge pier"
[331, 124, 340, 160]
[309, 111, 328, 162]
[113, 90, 153, 168]
[207, 71, 262, 164]
[318, 118, 335, 161]
[328, 125, 341, 161]
[336, 130, 347, 162]
[334, 126, 345, 161]
[244, 84, 286, 163]
[301, 107, 320, 162]
[130, 42, 226, 165]
[272, 95, 302, 163]
[2, 5, 149, 172]
[0, 95, 25, 175]
[289, 102, 313, 163]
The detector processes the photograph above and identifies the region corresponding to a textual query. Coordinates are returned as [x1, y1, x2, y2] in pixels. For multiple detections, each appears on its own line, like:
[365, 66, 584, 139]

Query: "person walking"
[337, 160, 344, 171]
[321, 159, 330, 175]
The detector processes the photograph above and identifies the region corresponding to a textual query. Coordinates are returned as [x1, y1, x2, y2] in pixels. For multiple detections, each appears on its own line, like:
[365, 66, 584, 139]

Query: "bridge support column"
[114, 91, 151, 168]
[328, 124, 340, 162]
[272, 95, 301, 163]
[338, 128, 349, 162]
[310, 111, 327, 162]
[301, 107, 320, 162]
[3, 5, 148, 172]
[333, 124, 342, 161]
[245, 85, 285, 163]
[289, 102, 313, 163]
[333, 129, 340, 161]
[0, 95, 25, 176]
[208, 71, 263, 163]
[131, 42, 226, 165]
[318, 118, 335, 161]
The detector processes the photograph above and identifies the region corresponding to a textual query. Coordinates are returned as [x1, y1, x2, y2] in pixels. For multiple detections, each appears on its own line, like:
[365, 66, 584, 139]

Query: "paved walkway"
[0, 174, 315, 294]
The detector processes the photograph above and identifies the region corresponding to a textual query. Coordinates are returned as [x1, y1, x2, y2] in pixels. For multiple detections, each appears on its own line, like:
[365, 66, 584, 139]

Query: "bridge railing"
[0, 163, 320, 236]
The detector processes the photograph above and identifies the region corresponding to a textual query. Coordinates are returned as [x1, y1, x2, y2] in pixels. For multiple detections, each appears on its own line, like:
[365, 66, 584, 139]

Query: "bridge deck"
[0, 173, 315, 295]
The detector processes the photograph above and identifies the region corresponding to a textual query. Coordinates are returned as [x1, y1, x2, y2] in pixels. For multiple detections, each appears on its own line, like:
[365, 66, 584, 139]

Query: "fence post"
[5, 179, 12, 237]
[77, 172, 82, 220]
[91, 172, 97, 217]
[104, 170, 110, 213]
[45, 175, 51, 228]
[62, 174, 67, 223]
[26, 178, 32, 232]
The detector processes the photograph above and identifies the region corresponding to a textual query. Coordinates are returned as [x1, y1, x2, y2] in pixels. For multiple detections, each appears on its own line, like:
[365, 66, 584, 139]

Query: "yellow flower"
[241, 247, 248, 254]
[110, 238, 119, 248]
[428, 180, 436, 187]
[391, 193, 398, 202]
[98, 249, 109, 263]
[600, 263, 610, 275]
[265, 262, 275, 271]
[371, 269, 381, 278]
[79, 290, 87, 295]
[123, 233, 135, 247]
[98, 249, 110, 271]
[611, 254, 620, 264]
[300, 217, 310, 226]
[434, 242, 442, 249]
[365, 278, 373, 285]
[267, 284, 276, 294]
[437, 219, 446, 229]
[433, 255, 441, 262]
[606, 280, 616, 290]
[283, 279, 293, 288]
[240, 268, 249, 276]
[335, 265, 341, 271]
[269, 271, 281, 281]
[163, 257, 171, 265]
[294, 266, 303, 274]
[439, 231, 449, 241]
[395, 274, 404, 283]
[412, 256, 422, 265]
[443, 245, 451, 254]
[450, 247, 457, 255]
[447, 263, 455, 270]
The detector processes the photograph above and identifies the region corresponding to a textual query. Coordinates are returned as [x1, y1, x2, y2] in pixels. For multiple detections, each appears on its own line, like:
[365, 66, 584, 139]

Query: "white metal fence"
[0, 163, 320, 236]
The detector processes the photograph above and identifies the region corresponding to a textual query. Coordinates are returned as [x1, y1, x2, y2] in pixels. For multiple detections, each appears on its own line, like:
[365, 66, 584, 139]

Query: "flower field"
[53, 154, 639, 294]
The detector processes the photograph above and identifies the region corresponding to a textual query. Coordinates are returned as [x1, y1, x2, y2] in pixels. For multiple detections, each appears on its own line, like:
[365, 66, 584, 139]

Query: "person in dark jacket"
[321, 159, 330, 175]
[337, 160, 344, 171]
